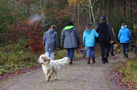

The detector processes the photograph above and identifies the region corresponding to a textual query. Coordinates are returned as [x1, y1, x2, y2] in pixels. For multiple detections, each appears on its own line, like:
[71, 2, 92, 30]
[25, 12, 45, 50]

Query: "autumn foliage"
[68, 0, 85, 5]
[55, 6, 72, 21]
[6, 21, 44, 54]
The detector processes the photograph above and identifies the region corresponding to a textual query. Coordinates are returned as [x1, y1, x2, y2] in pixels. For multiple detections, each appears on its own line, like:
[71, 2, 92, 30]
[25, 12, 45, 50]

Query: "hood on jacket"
[121, 27, 128, 31]
[48, 29, 55, 34]
[100, 22, 107, 27]
[85, 29, 92, 34]
[65, 25, 74, 30]
[64, 25, 74, 33]
[121, 25, 127, 29]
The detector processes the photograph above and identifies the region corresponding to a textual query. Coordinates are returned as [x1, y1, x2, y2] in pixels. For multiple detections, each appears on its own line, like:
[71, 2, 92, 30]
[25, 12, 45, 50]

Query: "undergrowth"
[117, 57, 137, 89]
[0, 45, 38, 75]
[0, 45, 82, 76]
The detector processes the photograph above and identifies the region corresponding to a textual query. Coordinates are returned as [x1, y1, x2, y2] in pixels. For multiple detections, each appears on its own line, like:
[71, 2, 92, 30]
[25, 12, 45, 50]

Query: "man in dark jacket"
[61, 21, 80, 64]
[96, 16, 113, 64]
[43, 25, 58, 60]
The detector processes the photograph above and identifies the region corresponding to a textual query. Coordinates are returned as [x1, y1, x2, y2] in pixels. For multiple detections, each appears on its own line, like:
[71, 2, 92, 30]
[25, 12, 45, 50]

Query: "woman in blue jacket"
[118, 23, 131, 58]
[83, 24, 99, 64]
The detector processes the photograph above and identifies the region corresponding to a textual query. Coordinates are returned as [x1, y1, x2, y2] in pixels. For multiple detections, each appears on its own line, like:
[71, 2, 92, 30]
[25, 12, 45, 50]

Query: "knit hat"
[100, 16, 106, 21]
[121, 23, 127, 28]
[122, 23, 126, 26]
[66, 21, 74, 26]
[87, 23, 92, 26]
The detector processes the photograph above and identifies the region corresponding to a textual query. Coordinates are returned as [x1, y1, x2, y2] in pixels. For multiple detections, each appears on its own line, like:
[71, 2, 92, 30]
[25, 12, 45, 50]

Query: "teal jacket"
[118, 27, 131, 43]
[83, 29, 99, 47]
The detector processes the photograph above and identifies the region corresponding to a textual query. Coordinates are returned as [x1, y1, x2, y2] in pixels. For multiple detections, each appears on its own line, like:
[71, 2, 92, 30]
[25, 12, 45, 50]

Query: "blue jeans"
[46, 51, 55, 60]
[67, 48, 75, 61]
[122, 43, 129, 55]
[86, 47, 95, 58]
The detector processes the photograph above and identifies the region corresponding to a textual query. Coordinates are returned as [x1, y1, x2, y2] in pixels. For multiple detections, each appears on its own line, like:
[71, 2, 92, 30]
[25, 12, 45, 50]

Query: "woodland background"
[0, 0, 137, 48]
[0, 0, 137, 87]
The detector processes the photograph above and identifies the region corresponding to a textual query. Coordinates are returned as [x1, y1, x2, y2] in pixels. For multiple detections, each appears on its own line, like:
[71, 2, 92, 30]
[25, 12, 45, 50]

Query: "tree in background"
[0, 0, 136, 48]
[0, 0, 72, 51]
[67, 0, 136, 44]
[68, 0, 85, 29]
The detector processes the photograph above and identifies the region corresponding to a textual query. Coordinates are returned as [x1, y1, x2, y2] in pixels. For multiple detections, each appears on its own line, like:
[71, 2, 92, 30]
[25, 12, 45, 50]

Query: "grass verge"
[113, 57, 137, 89]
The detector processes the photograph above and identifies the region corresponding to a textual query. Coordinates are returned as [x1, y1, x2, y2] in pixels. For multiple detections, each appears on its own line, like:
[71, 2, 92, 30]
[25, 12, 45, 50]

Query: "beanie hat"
[87, 23, 92, 26]
[100, 16, 106, 21]
[66, 21, 74, 26]
[122, 23, 126, 26]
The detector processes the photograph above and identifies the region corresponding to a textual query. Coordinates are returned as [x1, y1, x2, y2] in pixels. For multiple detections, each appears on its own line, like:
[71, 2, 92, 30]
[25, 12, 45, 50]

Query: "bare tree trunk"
[129, 0, 133, 30]
[89, 0, 96, 27]
[9, 0, 12, 9]
[78, 4, 80, 30]
[89, 5, 92, 23]
[25, 0, 31, 17]
[40, 0, 46, 24]
[101, 0, 104, 15]
[105, 0, 107, 16]
[123, 0, 126, 16]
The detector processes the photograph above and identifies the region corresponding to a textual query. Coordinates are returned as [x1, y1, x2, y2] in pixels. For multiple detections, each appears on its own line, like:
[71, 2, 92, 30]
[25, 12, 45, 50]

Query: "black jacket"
[96, 22, 113, 42]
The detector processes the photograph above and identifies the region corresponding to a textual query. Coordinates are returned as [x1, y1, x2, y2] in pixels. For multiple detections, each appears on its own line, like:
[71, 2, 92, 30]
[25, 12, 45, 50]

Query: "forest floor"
[0, 54, 124, 90]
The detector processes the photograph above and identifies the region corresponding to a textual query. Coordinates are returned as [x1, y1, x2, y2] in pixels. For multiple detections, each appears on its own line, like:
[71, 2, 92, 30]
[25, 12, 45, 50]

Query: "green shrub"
[0, 45, 38, 75]
[117, 58, 137, 88]
[0, 6, 16, 44]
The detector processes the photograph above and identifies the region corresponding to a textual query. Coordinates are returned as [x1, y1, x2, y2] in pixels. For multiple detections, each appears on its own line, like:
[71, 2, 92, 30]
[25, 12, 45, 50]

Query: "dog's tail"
[55, 57, 69, 66]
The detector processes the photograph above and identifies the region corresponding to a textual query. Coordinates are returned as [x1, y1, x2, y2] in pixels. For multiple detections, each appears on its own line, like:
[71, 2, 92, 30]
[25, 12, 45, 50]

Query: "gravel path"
[0, 55, 123, 90]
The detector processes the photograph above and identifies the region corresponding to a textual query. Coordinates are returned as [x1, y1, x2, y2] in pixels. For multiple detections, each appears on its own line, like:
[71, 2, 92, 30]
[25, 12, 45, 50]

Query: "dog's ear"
[41, 56, 50, 62]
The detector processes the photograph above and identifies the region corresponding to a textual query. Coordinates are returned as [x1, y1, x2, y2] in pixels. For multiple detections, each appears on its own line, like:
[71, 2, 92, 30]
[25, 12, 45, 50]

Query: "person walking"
[96, 16, 113, 64]
[83, 24, 99, 64]
[43, 25, 58, 60]
[118, 23, 131, 58]
[110, 28, 116, 56]
[61, 21, 80, 65]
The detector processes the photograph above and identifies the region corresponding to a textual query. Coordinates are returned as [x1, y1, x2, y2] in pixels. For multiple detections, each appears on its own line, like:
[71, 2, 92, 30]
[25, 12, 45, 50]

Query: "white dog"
[38, 54, 69, 81]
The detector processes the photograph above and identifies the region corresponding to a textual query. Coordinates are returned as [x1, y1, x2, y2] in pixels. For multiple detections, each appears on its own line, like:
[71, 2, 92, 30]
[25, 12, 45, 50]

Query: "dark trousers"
[122, 43, 129, 55]
[110, 44, 114, 55]
[99, 41, 110, 60]
[67, 48, 75, 61]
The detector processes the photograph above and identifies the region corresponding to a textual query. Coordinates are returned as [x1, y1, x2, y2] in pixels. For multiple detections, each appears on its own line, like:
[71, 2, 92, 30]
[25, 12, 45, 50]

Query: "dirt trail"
[0, 55, 123, 90]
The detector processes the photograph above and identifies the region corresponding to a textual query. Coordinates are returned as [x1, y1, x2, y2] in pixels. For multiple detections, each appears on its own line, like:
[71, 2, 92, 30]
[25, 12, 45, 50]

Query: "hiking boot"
[102, 58, 105, 64]
[69, 60, 73, 65]
[102, 61, 105, 64]
[105, 57, 108, 63]
[92, 58, 95, 64]
[125, 53, 128, 58]
[111, 53, 114, 56]
[87, 58, 90, 64]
